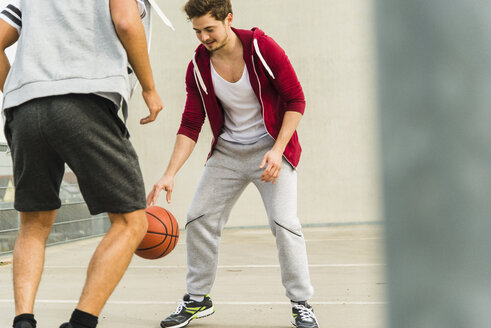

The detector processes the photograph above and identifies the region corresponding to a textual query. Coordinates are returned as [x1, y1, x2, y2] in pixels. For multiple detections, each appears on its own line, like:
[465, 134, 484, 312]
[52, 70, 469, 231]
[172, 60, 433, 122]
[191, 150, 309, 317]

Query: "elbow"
[112, 14, 138, 37]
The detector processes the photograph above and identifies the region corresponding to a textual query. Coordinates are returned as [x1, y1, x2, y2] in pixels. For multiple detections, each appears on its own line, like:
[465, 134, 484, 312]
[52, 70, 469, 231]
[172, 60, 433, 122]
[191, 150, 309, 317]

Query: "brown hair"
[184, 0, 233, 21]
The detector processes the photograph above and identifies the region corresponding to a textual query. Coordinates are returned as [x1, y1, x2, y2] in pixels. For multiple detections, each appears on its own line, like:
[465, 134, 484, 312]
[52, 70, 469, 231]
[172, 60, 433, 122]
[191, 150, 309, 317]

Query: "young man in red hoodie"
[147, 0, 318, 327]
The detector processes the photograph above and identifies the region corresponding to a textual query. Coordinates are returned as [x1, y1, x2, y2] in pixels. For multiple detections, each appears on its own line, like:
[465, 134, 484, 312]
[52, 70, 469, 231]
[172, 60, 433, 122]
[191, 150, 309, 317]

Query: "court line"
[232, 237, 383, 243]
[41, 264, 385, 269]
[0, 299, 385, 305]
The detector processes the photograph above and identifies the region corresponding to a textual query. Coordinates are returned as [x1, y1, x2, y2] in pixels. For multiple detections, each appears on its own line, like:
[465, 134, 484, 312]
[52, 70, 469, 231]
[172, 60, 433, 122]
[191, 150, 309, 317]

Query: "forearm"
[110, 0, 155, 91]
[164, 134, 197, 177]
[0, 51, 10, 92]
[272, 111, 303, 153]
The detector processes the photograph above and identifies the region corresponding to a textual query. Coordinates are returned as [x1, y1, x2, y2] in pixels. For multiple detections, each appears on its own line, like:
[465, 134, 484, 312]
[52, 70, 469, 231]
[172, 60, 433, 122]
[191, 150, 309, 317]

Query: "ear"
[226, 13, 233, 27]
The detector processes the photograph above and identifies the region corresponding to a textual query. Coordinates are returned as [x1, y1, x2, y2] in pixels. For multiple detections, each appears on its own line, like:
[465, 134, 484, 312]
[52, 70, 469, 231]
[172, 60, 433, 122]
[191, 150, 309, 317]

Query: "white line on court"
[41, 264, 384, 269]
[0, 300, 385, 305]
[232, 237, 383, 244]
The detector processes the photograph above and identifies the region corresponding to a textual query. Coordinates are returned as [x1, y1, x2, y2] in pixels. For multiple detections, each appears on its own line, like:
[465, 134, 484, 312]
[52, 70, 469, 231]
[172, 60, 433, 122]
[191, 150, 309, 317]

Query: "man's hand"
[147, 173, 174, 206]
[259, 148, 283, 184]
[140, 88, 163, 124]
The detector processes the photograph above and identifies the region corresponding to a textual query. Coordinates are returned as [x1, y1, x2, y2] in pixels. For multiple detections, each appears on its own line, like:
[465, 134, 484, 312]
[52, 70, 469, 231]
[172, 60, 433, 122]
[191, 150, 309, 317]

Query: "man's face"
[191, 13, 232, 52]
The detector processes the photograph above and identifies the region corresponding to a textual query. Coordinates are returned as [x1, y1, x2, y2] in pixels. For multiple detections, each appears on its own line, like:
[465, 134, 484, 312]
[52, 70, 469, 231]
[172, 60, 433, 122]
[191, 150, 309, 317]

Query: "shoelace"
[173, 300, 191, 315]
[294, 304, 317, 322]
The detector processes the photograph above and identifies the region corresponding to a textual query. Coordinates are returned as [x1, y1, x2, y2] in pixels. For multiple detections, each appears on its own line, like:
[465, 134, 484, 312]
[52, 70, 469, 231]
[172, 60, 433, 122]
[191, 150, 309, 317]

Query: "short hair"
[183, 0, 233, 21]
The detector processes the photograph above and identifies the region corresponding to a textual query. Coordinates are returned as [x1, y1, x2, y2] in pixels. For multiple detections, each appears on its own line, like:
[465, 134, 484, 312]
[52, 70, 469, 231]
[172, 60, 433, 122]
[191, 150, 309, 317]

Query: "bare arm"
[110, 0, 162, 124]
[260, 111, 302, 183]
[0, 20, 18, 92]
[147, 134, 197, 205]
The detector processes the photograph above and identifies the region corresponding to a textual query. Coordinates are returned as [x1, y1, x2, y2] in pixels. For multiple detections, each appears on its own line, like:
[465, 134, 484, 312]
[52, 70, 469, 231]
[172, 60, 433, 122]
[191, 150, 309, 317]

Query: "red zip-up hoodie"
[177, 27, 305, 167]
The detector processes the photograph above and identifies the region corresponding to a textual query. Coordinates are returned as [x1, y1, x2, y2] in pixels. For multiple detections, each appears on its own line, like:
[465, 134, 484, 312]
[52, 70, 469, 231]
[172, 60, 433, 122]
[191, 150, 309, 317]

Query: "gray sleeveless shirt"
[2, 0, 131, 118]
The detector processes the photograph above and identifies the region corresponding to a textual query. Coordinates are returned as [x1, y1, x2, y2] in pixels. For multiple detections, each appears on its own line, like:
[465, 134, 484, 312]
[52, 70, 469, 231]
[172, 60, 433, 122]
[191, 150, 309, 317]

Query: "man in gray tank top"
[0, 1, 163, 327]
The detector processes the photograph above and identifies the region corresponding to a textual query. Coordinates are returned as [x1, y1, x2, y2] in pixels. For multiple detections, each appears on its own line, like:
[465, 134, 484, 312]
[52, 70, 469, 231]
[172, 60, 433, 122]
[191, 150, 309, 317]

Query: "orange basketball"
[135, 206, 179, 259]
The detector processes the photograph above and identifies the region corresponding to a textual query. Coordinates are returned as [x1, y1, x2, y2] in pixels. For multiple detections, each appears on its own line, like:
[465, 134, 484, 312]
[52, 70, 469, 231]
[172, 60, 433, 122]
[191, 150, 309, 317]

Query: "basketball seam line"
[146, 211, 169, 235]
[158, 208, 176, 258]
[145, 231, 179, 237]
[137, 208, 179, 255]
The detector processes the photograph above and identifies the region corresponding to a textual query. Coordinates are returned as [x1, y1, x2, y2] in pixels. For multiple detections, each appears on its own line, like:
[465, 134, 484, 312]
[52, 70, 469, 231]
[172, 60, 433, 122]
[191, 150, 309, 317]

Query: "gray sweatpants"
[186, 135, 314, 302]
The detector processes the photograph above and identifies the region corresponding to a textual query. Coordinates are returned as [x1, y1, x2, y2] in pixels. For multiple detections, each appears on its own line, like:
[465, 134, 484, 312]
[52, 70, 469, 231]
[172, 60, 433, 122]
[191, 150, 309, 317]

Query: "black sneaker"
[291, 301, 319, 328]
[59, 323, 72, 328]
[160, 294, 215, 328]
[13, 322, 34, 328]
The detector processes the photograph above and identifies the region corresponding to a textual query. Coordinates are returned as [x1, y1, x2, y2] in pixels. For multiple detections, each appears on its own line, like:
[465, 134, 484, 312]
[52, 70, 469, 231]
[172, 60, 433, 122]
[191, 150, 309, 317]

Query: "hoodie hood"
[192, 27, 275, 95]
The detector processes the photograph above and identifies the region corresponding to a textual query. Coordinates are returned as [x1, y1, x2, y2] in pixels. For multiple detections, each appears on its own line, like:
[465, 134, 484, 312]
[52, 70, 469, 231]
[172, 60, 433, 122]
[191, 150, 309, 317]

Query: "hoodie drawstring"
[192, 55, 208, 95]
[253, 38, 275, 80]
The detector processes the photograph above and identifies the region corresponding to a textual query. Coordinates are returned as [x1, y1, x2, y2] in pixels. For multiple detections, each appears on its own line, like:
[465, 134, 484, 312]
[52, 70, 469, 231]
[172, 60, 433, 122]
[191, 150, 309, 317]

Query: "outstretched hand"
[147, 174, 174, 206]
[140, 89, 163, 124]
[259, 148, 283, 184]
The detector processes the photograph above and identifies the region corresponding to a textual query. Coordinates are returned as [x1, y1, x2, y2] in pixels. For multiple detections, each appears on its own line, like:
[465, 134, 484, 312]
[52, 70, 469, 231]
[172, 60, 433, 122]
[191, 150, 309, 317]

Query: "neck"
[211, 28, 240, 59]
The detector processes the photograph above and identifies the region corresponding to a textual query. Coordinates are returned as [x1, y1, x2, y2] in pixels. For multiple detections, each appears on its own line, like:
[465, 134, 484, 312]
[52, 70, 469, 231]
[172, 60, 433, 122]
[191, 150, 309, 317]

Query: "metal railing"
[0, 144, 110, 255]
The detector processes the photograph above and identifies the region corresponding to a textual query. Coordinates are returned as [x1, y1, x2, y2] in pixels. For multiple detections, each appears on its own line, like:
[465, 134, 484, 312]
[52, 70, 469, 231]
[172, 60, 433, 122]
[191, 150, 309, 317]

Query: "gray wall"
[127, 0, 380, 227]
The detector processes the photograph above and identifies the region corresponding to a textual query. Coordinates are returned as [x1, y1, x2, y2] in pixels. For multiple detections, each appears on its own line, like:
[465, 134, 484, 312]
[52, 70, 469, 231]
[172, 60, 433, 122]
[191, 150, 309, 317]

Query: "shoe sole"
[161, 307, 215, 328]
[291, 316, 319, 328]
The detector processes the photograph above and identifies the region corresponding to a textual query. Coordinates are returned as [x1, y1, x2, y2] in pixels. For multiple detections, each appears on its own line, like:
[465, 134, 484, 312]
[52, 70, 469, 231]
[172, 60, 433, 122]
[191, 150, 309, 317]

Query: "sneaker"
[59, 323, 72, 328]
[13, 322, 34, 328]
[160, 294, 215, 328]
[291, 302, 319, 328]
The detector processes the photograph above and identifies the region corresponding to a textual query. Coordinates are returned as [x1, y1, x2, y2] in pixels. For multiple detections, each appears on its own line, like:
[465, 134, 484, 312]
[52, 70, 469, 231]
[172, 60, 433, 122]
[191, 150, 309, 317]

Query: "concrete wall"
[127, 0, 380, 227]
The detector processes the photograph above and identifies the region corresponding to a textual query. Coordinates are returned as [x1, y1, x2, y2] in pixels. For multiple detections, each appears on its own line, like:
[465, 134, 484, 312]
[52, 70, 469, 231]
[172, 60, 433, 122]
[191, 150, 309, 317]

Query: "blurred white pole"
[376, 1, 491, 327]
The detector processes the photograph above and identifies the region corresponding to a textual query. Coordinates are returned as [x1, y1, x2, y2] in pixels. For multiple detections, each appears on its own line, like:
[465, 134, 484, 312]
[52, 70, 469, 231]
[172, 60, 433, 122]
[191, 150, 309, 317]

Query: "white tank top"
[211, 61, 268, 144]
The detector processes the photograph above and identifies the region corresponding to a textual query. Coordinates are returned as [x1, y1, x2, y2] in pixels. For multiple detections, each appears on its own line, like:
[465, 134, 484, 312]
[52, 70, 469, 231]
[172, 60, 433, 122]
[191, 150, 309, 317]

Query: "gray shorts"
[4, 94, 146, 215]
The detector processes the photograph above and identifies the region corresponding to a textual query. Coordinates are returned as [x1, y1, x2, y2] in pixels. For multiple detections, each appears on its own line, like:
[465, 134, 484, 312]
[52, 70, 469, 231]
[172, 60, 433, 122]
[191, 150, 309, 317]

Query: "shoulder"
[0, 0, 22, 33]
[254, 28, 283, 52]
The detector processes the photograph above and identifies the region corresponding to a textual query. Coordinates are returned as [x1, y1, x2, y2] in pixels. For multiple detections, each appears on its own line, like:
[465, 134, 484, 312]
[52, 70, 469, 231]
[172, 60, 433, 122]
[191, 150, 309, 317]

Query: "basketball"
[135, 206, 179, 260]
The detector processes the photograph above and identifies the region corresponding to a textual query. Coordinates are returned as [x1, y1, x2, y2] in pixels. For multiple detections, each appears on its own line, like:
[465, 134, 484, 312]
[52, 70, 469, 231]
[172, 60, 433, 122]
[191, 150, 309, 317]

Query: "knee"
[128, 212, 148, 238]
[19, 211, 56, 240]
[111, 210, 148, 239]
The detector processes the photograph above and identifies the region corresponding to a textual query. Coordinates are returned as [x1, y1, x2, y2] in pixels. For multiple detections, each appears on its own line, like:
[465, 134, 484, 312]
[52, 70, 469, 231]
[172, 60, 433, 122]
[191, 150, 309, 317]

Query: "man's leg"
[75, 209, 147, 316]
[13, 211, 57, 316]
[185, 165, 248, 296]
[254, 161, 318, 327]
[253, 160, 314, 302]
[161, 138, 249, 328]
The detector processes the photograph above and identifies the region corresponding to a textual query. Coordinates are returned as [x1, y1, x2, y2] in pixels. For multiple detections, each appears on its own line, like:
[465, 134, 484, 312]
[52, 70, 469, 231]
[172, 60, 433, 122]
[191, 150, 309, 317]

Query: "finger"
[166, 189, 172, 204]
[147, 185, 158, 205]
[261, 171, 272, 182]
[260, 167, 271, 181]
[146, 191, 154, 206]
[259, 154, 268, 169]
[140, 115, 151, 125]
[151, 186, 162, 205]
[272, 169, 280, 184]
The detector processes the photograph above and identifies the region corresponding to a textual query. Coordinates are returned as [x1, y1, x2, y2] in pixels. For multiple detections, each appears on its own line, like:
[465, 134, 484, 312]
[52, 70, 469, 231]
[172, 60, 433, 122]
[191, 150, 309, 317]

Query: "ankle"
[69, 309, 98, 328]
[188, 294, 205, 302]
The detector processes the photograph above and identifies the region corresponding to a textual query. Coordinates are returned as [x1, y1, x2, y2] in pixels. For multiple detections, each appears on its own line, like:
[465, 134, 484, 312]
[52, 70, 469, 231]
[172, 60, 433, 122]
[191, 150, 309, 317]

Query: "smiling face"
[192, 12, 233, 53]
